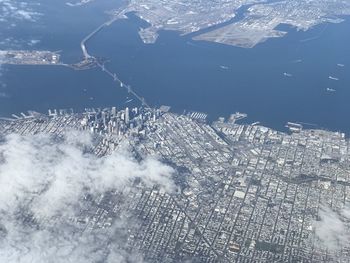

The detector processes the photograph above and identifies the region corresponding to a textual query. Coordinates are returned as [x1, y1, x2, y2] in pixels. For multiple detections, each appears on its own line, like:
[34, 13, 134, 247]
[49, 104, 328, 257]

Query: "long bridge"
[80, 20, 112, 59]
[79, 17, 151, 109]
[97, 61, 151, 108]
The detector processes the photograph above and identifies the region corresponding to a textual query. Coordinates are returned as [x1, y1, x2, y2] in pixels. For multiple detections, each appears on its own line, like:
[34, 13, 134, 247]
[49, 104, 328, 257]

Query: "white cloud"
[0, 0, 42, 24]
[28, 39, 40, 46]
[313, 205, 350, 251]
[0, 131, 175, 262]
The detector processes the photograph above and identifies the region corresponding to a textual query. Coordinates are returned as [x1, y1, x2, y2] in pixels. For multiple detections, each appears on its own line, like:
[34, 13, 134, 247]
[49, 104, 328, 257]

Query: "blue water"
[1, 0, 350, 132]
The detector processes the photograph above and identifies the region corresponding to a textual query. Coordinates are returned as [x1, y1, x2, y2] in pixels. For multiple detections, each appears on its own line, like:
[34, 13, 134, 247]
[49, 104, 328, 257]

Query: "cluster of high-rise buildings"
[1, 106, 350, 262]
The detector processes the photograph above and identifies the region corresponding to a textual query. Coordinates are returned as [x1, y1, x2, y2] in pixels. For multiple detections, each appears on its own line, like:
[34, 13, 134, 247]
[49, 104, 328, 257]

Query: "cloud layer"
[0, 0, 41, 23]
[313, 205, 350, 251]
[0, 131, 175, 262]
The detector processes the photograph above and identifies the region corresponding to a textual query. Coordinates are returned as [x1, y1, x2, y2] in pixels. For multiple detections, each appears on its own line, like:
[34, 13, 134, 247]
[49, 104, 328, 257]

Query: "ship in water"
[329, 76, 339, 81]
[326, 88, 336, 92]
[125, 98, 133, 104]
[291, 59, 302, 63]
[337, 63, 345, 67]
[283, 72, 292, 77]
[220, 65, 229, 70]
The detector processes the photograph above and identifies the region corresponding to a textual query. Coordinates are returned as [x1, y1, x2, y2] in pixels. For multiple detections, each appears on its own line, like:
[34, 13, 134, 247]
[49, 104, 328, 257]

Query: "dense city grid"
[1, 107, 350, 262]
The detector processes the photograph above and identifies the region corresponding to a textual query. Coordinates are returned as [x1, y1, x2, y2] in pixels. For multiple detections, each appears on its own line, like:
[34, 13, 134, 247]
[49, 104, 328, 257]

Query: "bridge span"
[79, 17, 151, 109]
[80, 22, 107, 59]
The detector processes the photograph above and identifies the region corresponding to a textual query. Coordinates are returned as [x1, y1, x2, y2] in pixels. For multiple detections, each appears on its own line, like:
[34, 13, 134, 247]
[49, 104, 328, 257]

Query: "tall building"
[111, 107, 117, 117]
[125, 107, 130, 124]
[102, 111, 106, 127]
